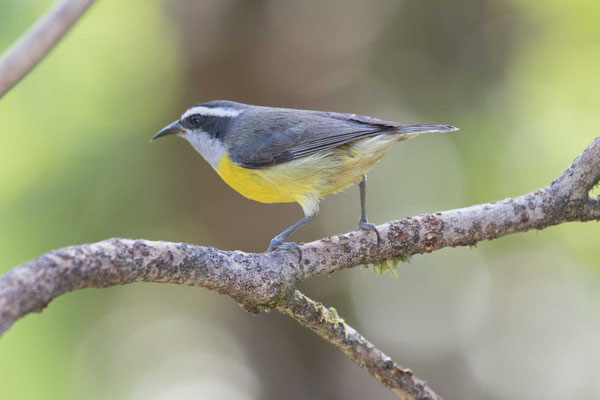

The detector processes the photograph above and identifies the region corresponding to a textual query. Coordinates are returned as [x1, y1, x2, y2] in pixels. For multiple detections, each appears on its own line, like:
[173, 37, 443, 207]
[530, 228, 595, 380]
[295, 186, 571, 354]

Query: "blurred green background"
[1, 1, 600, 399]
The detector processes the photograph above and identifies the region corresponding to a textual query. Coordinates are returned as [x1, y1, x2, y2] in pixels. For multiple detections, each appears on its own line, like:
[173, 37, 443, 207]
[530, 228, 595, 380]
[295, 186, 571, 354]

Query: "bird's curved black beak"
[153, 121, 183, 140]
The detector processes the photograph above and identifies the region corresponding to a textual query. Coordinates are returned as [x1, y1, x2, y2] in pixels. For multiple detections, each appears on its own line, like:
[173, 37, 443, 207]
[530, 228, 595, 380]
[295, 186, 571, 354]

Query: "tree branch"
[279, 290, 441, 400]
[0, 0, 95, 99]
[2, 137, 600, 399]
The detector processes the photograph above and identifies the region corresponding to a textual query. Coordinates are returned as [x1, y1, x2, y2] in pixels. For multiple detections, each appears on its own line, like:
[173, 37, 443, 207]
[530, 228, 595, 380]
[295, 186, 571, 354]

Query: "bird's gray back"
[224, 105, 399, 169]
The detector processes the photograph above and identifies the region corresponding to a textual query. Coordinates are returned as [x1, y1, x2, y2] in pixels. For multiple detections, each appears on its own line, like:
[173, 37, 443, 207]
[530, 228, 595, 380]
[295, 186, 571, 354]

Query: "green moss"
[320, 306, 348, 339]
[361, 253, 412, 277]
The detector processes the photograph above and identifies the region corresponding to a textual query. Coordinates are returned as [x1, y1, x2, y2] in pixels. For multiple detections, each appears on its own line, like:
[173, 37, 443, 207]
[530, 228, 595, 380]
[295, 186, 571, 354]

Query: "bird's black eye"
[189, 114, 202, 126]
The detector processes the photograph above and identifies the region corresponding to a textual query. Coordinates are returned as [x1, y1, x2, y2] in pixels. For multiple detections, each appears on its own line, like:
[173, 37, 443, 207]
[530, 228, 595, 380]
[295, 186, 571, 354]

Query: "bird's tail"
[394, 124, 458, 135]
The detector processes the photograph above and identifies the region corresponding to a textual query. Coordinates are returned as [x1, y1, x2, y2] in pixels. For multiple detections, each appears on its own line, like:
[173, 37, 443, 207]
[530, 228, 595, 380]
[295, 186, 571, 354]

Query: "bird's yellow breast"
[214, 135, 398, 210]
[216, 154, 301, 204]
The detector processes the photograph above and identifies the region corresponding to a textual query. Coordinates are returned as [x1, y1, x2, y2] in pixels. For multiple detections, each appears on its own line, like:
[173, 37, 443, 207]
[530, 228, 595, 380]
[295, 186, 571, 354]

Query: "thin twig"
[0, 0, 95, 99]
[279, 290, 442, 400]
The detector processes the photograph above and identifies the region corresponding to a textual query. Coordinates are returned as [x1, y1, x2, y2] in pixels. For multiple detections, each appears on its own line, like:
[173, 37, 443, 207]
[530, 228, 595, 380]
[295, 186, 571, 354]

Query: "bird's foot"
[358, 220, 381, 245]
[267, 239, 303, 262]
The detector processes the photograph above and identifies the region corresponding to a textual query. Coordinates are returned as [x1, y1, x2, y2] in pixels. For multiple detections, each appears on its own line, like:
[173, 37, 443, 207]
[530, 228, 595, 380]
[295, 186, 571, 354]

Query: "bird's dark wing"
[229, 111, 399, 169]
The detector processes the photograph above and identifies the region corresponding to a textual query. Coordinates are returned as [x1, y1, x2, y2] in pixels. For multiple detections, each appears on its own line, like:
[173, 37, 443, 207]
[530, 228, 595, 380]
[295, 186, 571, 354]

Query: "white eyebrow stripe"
[181, 106, 242, 120]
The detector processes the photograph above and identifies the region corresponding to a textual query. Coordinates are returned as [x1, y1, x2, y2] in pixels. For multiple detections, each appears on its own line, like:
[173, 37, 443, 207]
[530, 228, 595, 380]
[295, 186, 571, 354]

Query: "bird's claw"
[267, 239, 303, 262]
[358, 220, 381, 245]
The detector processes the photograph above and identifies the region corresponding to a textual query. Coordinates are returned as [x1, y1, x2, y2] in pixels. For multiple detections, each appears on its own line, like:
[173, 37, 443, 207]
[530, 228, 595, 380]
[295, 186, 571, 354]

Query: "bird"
[153, 100, 457, 258]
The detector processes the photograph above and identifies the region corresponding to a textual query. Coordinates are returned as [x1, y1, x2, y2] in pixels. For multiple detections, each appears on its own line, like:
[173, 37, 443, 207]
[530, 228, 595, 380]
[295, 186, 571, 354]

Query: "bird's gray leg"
[268, 213, 316, 261]
[358, 175, 381, 244]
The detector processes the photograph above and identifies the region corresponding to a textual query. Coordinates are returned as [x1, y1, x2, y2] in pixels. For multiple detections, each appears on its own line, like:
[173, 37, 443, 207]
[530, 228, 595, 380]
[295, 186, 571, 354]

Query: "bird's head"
[153, 100, 247, 167]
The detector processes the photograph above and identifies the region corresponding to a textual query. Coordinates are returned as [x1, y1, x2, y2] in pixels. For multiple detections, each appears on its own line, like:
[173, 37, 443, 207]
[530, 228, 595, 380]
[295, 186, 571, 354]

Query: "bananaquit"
[153, 100, 457, 255]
